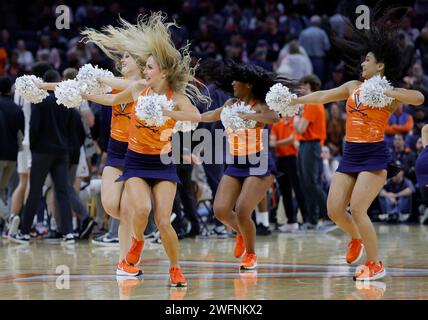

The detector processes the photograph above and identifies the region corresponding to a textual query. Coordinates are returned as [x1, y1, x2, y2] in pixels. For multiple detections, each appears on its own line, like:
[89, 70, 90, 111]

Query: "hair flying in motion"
[333, 1, 411, 83]
[198, 59, 297, 101]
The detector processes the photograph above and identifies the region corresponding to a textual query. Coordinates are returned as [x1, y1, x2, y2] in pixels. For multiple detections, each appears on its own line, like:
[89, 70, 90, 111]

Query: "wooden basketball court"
[1, 224, 428, 300]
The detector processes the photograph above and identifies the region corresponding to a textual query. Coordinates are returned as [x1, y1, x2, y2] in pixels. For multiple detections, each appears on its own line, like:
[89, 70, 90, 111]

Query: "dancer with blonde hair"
[83, 12, 209, 286]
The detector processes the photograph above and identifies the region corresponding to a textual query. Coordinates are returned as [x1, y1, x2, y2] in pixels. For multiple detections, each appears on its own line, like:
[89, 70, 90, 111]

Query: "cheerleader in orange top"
[83, 13, 208, 286]
[292, 5, 424, 281]
[200, 62, 285, 271]
[40, 23, 149, 276]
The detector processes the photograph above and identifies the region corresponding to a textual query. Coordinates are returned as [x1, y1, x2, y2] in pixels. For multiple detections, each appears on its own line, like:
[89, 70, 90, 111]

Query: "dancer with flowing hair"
[199, 61, 286, 270]
[82, 12, 209, 286]
[291, 4, 424, 281]
[37, 23, 149, 276]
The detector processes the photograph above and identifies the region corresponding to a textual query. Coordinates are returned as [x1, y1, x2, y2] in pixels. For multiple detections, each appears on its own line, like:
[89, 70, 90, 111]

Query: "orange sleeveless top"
[128, 87, 176, 155]
[110, 89, 134, 142]
[225, 100, 264, 156]
[345, 87, 391, 143]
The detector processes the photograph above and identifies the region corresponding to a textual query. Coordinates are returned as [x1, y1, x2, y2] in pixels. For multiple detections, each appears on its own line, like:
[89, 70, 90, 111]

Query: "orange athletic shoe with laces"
[169, 267, 187, 287]
[116, 259, 143, 277]
[354, 260, 386, 281]
[240, 253, 257, 270]
[346, 239, 364, 265]
[234, 234, 245, 258]
[126, 237, 144, 265]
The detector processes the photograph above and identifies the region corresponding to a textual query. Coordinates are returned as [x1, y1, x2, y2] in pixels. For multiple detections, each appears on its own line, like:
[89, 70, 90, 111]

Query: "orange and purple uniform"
[337, 86, 395, 175]
[116, 87, 180, 185]
[128, 87, 176, 155]
[110, 89, 134, 143]
[105, 89, 135, 168]
[223, 100, 276, 178]
[345, 87, 391, 143]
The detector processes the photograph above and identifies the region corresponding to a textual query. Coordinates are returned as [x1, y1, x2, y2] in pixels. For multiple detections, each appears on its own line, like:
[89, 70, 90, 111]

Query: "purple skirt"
[337, 141, 399, 178]
[116, 149, 180, 185]
[224, 151, 278, 179]
[105, 138, 128, 169]
[416, 146, 428, 186]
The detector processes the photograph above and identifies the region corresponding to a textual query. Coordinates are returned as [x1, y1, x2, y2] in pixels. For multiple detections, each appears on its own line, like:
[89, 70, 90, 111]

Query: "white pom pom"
[265, 83, 300, 117]
[172, 121, 198, 133]
[54, 80, 86, 109]
[135, 93, 174, 127]
[76, 64, 114, 95]
[359, 75, 394, 108]
[220, 101, 257, 132]
[15, 75, 49, 103]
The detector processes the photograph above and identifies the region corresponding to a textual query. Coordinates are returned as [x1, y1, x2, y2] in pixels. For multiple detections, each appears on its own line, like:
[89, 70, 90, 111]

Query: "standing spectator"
[295, 74, 328, 230]
[270, 116, 308, 233]
[36, 35, 61, 70]
[0, 77, 24, 229]
[10, 70, 74, 244]
[9, 62, 53, 237]
[379, 164, 415, 222]
[298, 15, 331, 82]
[385, 104, 414, 148]
[326, 102, 346, 157]
[276, 40, 312, 80]
[16, 40, 34, 73]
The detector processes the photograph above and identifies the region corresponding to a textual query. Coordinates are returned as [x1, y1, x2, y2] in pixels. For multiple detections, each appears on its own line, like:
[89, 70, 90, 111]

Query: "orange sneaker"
[240, 253, 257, 270]
[346, 239, 364, 265]
[126, 237, 144, 265]
[354, 260, 386, 281]
[234, 234, 245, 258]
[116, 259, 143, 277]
[169, 267, 187, 287]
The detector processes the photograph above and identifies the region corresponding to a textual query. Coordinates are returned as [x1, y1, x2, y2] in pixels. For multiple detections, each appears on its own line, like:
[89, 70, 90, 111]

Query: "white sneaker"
[279, 223, 299, 233]
[62, 233, 75, 244]
[420, 207, 428, 225]
[398, 213, 410, 223]
[7, 215, 20, 237]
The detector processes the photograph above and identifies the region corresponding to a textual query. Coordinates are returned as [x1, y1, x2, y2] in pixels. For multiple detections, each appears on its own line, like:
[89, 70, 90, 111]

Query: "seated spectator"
[403, 63, 428, 102]
[322, 62, 345, 90]
[321, 146, 339, 191]
[390, 133, 417, 181]
[385, 104, 414, 148]
[379, 164, 415, 222]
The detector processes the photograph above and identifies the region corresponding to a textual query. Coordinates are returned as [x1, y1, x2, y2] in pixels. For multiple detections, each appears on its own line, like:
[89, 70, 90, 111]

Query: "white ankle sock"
[256, 211, 269, 227]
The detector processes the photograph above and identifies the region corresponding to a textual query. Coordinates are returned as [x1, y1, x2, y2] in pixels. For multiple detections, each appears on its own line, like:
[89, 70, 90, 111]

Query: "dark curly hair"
[332, 1, 411, 84]
[197, 59, 296, 101]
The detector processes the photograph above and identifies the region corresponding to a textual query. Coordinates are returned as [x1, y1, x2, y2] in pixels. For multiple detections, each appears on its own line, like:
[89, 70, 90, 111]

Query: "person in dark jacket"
[10, 70, 75, 244]
[0, 76, 24, 224]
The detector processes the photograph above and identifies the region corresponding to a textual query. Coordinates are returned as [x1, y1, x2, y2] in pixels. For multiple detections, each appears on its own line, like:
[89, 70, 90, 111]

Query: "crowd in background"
[1, 0, 428, 245]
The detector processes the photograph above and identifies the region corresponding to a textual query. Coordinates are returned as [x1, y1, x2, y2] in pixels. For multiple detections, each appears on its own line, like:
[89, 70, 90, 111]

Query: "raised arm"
[82, 80, 144, 106]
[200, 98, 235, 123]
[163, 93, 201, 122]
[200, 107, 223, 123]
[385, 88, 425, 106]
[293, 80, 360, 105]
[97, 76, 139, 91]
